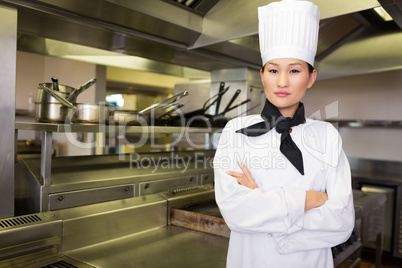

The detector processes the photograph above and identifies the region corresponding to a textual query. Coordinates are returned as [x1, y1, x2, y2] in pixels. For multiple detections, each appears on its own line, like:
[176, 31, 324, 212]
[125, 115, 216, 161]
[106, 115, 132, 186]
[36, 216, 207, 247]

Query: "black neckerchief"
[236, 99, 306, 175]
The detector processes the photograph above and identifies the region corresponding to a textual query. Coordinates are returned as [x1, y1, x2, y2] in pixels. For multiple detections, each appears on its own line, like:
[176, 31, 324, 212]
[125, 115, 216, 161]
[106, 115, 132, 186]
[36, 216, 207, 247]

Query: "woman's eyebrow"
[267, 62, 302, 67]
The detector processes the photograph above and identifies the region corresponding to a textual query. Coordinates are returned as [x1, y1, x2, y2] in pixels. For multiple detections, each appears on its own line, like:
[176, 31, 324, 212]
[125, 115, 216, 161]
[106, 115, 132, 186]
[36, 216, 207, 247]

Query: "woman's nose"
[277, 73, 288, 87]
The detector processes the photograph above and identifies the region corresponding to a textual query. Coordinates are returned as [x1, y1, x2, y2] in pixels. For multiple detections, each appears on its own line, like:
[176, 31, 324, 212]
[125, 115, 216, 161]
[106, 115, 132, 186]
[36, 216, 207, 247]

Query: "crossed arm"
[226, 161, 328, 211]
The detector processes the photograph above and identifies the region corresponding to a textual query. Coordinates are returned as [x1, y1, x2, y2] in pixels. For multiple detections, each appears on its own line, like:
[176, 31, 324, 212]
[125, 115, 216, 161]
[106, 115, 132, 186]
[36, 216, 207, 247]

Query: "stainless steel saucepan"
[35, 102, 70, 123]
[70, 103, 112, 124]
[36, 77, 97, 105]
[35, 78, 97, 123]
[36, 101, 113, 124]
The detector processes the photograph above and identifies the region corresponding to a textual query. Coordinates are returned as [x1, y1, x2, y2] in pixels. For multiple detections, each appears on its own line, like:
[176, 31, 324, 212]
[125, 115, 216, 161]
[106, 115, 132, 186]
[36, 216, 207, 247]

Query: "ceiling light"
[374, 6, 393, 21]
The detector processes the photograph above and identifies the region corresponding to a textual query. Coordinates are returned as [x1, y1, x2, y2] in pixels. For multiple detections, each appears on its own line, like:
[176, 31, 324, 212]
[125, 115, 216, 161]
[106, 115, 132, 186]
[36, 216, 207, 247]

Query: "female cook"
[213, 0, 355, 267]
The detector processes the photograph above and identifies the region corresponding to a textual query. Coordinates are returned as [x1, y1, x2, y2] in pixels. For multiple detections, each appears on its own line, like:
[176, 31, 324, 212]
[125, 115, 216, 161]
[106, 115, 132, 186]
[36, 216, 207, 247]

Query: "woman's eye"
[269, 69, 278, 74]
[290, 69, 300, 73]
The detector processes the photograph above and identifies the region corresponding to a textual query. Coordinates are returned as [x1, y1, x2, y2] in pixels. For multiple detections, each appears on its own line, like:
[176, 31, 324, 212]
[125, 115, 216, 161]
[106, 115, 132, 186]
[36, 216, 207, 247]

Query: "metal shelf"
[15, 122, 222, 134]
[15, 121, 222, 187]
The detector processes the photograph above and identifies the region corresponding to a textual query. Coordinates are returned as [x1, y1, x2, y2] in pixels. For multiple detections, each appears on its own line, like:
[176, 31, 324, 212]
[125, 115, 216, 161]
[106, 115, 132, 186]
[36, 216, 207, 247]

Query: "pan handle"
[78, 78, 97, 93]
[155, 103, 184, 119]
[67, 78, 97, 102]
[139, 91, 189, 114]
[51, 77, 59, 91]
[159, 90, 189, 105]
[39, 83, 74, 108]
[218, 99, 250, 115]
[203, 86, 229, 113]
[220, 89, 241, 116]
[214, 82, 226, 115]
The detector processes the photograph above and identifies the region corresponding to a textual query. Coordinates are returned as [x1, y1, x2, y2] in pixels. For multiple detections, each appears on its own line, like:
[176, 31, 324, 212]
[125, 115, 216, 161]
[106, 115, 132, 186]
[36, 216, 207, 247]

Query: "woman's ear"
[307, 69, 317, 89]
[260, 68, 264, 86]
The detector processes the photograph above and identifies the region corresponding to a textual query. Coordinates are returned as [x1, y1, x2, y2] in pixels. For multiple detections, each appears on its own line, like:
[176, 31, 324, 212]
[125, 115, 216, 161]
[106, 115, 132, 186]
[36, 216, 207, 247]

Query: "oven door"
[361, 185, 395, 253]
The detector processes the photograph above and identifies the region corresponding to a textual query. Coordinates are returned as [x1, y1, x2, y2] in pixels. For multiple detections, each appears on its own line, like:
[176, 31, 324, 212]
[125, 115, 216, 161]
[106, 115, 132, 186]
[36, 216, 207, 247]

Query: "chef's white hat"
[258, 0, 320, 67]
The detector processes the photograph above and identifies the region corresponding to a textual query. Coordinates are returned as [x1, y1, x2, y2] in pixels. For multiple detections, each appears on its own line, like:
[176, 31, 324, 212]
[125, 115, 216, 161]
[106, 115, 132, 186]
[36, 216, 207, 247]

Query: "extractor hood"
[1, 0, 402, 80]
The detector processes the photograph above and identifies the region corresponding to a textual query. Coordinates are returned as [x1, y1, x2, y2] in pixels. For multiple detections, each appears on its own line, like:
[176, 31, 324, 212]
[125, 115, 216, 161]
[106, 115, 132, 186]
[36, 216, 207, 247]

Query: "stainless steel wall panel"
[58, 194, 167, 252]
[48, 184, 135, 210]
[14, 160, 43, 216]
[0, 5, 17, 219]
[201, 172, 214, 185]
[139, 175, 198, 196]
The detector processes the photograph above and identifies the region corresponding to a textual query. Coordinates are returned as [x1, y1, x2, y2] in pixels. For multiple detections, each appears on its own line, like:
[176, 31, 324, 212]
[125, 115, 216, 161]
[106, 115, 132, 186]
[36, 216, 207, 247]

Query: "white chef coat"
[213, 115, 355, 268]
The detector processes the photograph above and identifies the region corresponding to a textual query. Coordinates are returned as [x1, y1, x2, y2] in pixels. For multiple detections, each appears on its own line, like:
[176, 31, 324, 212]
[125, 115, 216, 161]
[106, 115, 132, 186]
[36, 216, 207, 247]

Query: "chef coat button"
[267, 234, 272, 238]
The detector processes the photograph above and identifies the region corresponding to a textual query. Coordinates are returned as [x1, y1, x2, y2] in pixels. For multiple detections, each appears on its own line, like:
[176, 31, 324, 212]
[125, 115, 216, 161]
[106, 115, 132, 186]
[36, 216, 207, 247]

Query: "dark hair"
[307, 63, 314, 73]
[261, 62, 315, 73]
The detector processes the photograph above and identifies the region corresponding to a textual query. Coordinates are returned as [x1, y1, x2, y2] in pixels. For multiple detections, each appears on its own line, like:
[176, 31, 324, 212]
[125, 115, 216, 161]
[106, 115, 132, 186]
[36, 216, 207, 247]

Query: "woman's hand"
[226, 161, 258, 189]
[305, 190, 328, 211]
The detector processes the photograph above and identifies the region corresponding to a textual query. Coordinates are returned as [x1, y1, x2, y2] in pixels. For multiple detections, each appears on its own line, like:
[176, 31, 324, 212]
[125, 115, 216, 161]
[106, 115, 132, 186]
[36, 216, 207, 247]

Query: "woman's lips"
[275, 91, 290, 97]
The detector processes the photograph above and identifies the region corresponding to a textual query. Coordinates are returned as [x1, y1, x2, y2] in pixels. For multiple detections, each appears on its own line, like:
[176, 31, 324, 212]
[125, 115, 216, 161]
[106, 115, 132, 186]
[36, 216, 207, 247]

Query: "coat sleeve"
[273, 125, 355, 253]
[214, 120, 306, 235]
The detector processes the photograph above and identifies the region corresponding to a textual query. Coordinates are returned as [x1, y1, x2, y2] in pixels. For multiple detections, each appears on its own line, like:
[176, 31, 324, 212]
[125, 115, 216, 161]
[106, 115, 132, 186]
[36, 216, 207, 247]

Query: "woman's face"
[260, 58, 317, 117]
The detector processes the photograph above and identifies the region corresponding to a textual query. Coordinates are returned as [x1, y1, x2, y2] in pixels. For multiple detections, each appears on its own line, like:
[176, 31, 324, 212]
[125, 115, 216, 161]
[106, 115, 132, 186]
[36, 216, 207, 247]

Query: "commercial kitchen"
[1, 0, 402, 267]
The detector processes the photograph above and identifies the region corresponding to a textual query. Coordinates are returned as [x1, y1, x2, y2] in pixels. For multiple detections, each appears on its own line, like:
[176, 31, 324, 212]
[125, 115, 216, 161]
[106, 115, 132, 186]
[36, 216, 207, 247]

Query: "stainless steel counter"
[2, 181, 386, 268]
[1, 186, 226, 268]
[15, 150, 216, 215]
[66, 225, 228, 268]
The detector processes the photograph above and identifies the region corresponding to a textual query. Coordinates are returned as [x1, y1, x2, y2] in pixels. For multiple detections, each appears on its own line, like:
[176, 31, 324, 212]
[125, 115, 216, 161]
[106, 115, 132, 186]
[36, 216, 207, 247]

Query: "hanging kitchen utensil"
[214, 82, 226, 115]
[67, 78, 97, 102]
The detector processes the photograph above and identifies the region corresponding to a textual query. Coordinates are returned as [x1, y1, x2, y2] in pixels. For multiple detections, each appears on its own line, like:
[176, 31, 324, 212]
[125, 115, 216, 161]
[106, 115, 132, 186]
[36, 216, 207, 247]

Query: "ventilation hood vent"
[162, 0, 220, 16]
[1, 0, 402, 80]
